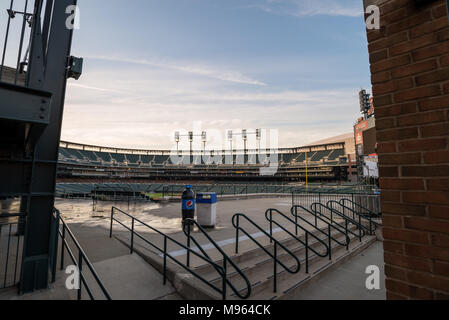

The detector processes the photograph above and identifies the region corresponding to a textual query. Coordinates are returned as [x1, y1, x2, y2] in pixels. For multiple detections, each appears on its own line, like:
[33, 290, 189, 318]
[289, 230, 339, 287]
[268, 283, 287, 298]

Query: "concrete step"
[199, 230, 363, 300]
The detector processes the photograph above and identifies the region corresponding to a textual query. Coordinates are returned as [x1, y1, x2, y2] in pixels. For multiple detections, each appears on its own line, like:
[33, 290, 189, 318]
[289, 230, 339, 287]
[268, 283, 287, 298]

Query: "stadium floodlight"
[188, 131, 194, 142]
[242, 129, 248, 140]
[256, 129, 261, 140]
[202, 131, 207, 143]
[175, 131, 180, 142]
[228, 130, 233, 141]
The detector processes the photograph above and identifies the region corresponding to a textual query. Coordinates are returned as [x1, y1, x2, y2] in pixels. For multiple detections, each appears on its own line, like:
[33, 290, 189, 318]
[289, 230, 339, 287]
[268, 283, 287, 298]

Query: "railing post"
[235, 216, 239, 254]
[186, 222, 191, 268]
[345, 220, 349, 250]
[269, 210, 273, 244]
[294, 207, 298, 236]
[109, 207, 114, 238]
[305, 233, 309, 274]
[359, 214, 362, 242]
[273, 242, 277, 293]
[130, 217, 135, 254]
[60, 223, 66, 271]
[328, 225, 332, 260]
[222, 259, 227, 300]
[163, 236, 167, 285]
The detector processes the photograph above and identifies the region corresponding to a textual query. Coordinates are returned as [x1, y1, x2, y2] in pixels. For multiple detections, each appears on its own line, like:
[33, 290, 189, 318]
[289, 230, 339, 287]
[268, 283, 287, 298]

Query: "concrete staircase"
[125, 224, 377, 300]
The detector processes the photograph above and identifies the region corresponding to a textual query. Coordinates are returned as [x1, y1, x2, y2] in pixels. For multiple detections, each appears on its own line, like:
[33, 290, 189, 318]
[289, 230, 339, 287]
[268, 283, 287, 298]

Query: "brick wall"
[365, 0, 449, 299]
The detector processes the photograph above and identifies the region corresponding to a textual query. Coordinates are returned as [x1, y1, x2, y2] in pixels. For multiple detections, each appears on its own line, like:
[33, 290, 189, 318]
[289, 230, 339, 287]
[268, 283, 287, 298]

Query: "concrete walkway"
[291, 241, 386, 300]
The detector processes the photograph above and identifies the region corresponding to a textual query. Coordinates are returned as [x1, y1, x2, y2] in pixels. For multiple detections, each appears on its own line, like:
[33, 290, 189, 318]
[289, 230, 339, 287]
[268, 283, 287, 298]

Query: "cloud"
[248, 0, 363, 18]
[86, 55, 267, 86]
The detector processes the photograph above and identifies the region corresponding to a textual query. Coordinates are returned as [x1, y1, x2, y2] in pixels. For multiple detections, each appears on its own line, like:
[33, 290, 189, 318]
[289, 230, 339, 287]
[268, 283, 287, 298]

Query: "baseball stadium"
[1, 0, 449, 305]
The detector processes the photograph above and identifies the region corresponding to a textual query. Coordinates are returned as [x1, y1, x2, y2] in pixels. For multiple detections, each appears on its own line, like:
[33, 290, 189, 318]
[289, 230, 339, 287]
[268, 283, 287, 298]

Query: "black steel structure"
[0, 0, 78, 293]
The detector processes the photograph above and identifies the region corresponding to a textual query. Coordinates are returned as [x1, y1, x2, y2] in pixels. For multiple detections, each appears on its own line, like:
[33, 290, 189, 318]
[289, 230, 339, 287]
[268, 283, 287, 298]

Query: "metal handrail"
[110, 207, 231, 300]
[311, 203, 366, 241]
[55, 209, 112, 300]
[339, 198, 381, 218]
[265, 209, 328, 274]
[182, 219, 251, 299]
[232, 213, 300, 293]
[328, 200, 380, 235]
[291, 205, 350, 256]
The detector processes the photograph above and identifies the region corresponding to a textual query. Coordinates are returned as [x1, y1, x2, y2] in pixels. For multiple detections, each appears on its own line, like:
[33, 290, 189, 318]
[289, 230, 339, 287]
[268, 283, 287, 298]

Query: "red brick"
[440, 54, 449, 66]
[416, 68, 449, 86]
[413, 41, 449, 61]
[376, 117, 396, 130]
[404, 191, 449, 205]
[385, 252, 432, 272]
[386, 9, 432, 36]
[369, 32, 408, 52]
[402, 165, 449, 177]
[377, 142, 397, 153]
[380, 178, 425, 190]
[434, 260, 449, 276]
[419, 96, 449, 111]
[423, 150, 449, 164]
[398, 138, 447, 152]
[429, 206, 449, 220]
[407, 270, 449, 292]
[385, 264, 408, 281]
[383, 228, 429, 244]
[410, 16, 449, 38]
[391, 59, 438, 79]
[432, 234, 449, 248]
[371, 54, 411, 74]
[379, 153, 421, 165]
[405, 244, 449, 261]
[397, 110, 446, 127]
[381, 190, 401, 202]
[427, 178, 449, 191]
[375, 102, 417, 118]
[373, 78, 414, 95]
[382, 203, 426, 216]
[382, 215, 404, 228]
[386, 290, 408, 300]
[394, 86, 442, 103]
[372, 71, 391, 84]
[370, 49, 388, 64]
[421, 123, 449, 137]
[390, 33, 437, 57]
[432, 3, 449, 19]
[379, 166, 399, 177]
[386, 279, 434, 299]
[377, 127, 419, 142]
[405, 216, 449, 233]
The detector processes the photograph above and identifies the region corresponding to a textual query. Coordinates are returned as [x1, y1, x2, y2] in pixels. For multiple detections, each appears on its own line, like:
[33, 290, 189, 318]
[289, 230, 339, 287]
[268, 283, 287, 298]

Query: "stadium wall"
[365, 0, 449, 299]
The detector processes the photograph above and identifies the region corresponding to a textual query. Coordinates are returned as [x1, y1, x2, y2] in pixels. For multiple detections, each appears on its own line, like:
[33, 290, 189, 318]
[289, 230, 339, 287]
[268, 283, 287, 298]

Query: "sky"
[3, 0, 372, 150]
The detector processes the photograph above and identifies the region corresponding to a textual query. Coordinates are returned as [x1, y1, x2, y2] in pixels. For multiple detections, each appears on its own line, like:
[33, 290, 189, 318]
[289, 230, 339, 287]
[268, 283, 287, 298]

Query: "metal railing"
[340, 198, 381, 218]
[55, 209, 111, 300]
[327, 200, 381, 235]
[265, 209, 329, 274]
[292, 191, 381, 215]
[232, 213, 301, 293]
[310, 203, 366, 242]
[291, 205, 350, 257]
[0, 0, 36, 85]
[183, 220, 251, 299]
[0, 214, 23, 289]
[110, 207, 247, 300]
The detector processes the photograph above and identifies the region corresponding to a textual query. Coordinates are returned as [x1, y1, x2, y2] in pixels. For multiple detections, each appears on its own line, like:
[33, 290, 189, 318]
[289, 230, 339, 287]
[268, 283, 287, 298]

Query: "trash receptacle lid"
[196, 193, 217, 204]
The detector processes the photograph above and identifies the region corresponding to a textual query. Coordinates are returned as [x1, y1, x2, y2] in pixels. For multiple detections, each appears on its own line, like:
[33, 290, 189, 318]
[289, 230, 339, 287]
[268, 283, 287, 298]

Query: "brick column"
[365, 0, 449, 299]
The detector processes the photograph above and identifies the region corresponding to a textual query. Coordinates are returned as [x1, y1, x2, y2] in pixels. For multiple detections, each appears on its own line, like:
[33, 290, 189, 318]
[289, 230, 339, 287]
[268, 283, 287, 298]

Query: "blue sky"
[3, 0, 372, 149]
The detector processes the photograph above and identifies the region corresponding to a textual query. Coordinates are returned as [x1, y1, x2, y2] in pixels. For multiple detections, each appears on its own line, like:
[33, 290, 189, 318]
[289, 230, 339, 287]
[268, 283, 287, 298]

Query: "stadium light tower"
[175, 131, 180, 154]
[202, 131, 207, 153]
[256, 129, 262, 152]
[189, 131, 194, 157]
